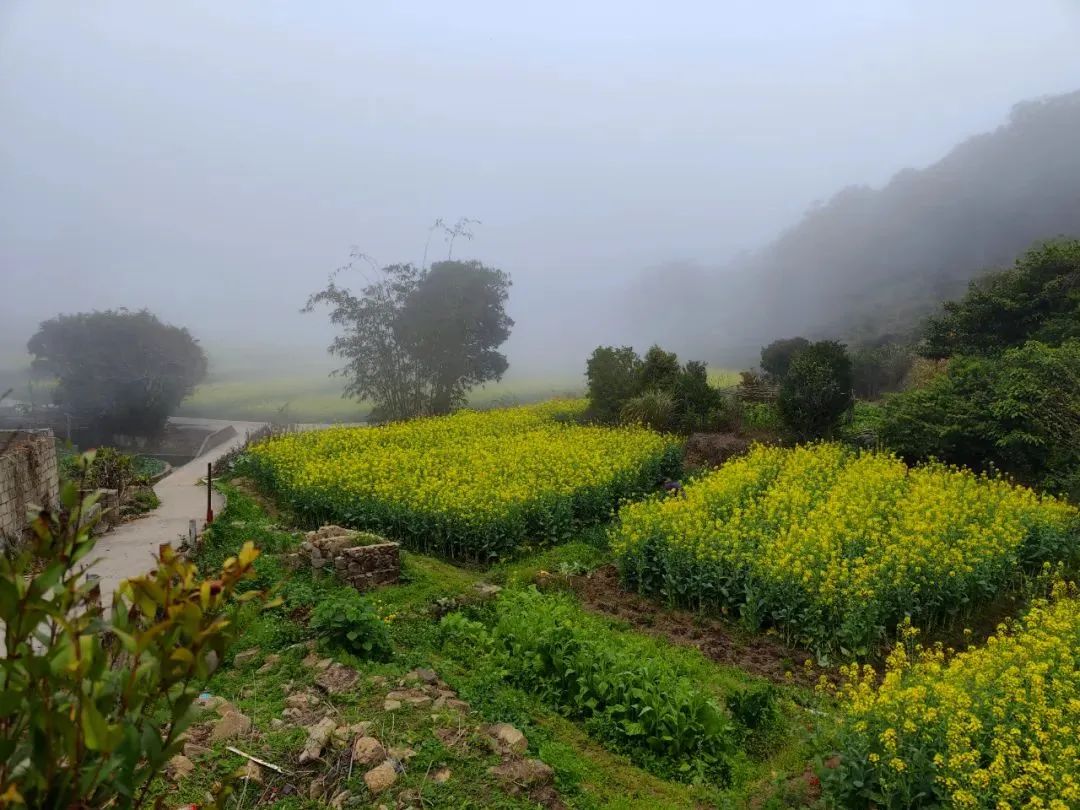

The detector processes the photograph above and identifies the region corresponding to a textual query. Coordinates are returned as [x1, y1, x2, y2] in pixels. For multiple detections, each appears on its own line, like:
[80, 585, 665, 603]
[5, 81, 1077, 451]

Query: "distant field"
[177, 372, 586, 423]
[1, 344, 741, 423]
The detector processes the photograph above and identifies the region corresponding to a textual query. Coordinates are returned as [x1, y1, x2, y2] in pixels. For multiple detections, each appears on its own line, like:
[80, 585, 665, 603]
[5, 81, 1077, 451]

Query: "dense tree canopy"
[921, 239, 1080, 359]
[305, 256, 513, 421]
[760, 337, 811, 381]
[27, 309, 207, 441]
[880, 340, 1080, 497]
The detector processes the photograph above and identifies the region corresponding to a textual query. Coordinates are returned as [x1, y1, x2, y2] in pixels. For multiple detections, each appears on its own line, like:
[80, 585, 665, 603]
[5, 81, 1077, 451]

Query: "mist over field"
[2, 1, 1079, 390]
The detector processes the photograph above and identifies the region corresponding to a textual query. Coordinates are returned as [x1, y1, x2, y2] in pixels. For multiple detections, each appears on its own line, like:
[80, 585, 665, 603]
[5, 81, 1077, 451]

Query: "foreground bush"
[441, 589, 737, 784]
[828, 586, 1080, 808]
[246, 402, 680, 561]
[310, 589, 393, 660]
[0, 461, 262, 807]
[612, 444, 1078, 657]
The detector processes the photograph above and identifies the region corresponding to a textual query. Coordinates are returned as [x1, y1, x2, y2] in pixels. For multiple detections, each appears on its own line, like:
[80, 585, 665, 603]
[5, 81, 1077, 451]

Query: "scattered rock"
[369, 675, 388, 687]
[330, 789, 351, 809]
[309, 776, 328, 800]
[316, 663, 360, 694]
[233, 648, 260, 668]
[256, 653, 281, 675]
[302, 651, 322, 668]
[388, 746, 417, 762]
[210, 711, 252, 743]
[183, 741, 211, 759]
[404, 695, 431, 707]
[474, 583, 502, 598]
[363, 761, 398, 794]
[334, 721, 372, 746]
[488, 758, 554, 788]
[270, 718, 285, 730]
[383, 699, 402, 712]
[487, 723, 528, 756]
[167, 754, 195, 780]
[298, 716, 338, 764]
[444, 698, 470, 713]
[405, 667, 439, 685]
[433, 767, 451, 783]
[240, 760, 263, 784]
[352, 736, 386, 766]
[281, 707, 304, 722]
[285, 691, 319, 710]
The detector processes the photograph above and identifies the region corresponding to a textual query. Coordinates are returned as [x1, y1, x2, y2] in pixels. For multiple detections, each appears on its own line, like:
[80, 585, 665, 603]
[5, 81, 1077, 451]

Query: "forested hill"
[742, 90, 1080, 346]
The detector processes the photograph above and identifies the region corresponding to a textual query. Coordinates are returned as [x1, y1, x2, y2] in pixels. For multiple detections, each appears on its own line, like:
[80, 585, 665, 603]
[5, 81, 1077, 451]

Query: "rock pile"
[298, 525, 401, 591]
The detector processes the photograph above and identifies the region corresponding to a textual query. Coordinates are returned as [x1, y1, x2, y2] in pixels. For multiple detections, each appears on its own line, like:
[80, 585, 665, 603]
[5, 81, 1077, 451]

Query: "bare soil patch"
[569, 565, 822, 687]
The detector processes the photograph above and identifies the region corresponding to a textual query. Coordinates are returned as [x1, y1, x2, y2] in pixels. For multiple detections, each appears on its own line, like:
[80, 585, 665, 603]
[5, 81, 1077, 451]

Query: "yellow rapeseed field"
[832, 584, 1080, 809]
[247, 400, 680, 560]
[611, 444, 1077, 655]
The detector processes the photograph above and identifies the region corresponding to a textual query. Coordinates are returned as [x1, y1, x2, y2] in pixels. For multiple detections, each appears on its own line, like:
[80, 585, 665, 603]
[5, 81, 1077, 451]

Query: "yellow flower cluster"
[835, 586, 1080, 808]
[247, 400, 680, 561]
[612, 444, 1076, 654]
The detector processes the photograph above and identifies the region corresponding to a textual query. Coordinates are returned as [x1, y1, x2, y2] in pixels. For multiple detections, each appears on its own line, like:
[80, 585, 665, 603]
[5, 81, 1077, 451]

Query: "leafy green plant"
[310, 588, 393, 660]
[461, 588, 737, 785]
[726, 683, 784, 758]
[0, 453, 263, 808]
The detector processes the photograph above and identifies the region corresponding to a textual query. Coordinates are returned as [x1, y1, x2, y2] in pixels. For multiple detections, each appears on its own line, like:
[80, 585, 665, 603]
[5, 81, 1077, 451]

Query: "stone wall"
[0, 430, 59, 546]
[298, 525, 401, 591]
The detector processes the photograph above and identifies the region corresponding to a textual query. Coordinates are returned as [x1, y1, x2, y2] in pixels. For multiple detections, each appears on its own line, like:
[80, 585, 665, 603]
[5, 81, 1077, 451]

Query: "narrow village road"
[91, 417, 265, 604]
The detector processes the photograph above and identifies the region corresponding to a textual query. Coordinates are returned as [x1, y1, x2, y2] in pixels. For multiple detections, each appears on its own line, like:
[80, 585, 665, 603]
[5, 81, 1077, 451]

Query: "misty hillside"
[733, 90, 1080, 349]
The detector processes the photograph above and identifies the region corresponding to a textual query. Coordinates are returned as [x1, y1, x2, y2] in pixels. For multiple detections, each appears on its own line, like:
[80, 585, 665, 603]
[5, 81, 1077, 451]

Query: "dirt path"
[90, 418, 265, 604]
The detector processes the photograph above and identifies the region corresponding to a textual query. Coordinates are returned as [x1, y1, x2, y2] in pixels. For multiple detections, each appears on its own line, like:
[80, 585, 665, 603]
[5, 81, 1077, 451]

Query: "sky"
[2, 1, 1079, 375]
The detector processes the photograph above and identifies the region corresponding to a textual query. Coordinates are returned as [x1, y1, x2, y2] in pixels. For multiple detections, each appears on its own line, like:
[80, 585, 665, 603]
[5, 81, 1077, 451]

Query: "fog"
[2, 1, 1079, 379]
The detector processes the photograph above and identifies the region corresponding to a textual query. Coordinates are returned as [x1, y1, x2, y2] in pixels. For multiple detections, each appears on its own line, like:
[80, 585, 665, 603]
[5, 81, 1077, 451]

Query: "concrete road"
[90, 418, 266, 604]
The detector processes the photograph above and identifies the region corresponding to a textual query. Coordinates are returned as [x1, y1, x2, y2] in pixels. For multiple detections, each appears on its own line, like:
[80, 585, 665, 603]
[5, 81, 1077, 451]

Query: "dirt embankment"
[569, 565, 823, 688]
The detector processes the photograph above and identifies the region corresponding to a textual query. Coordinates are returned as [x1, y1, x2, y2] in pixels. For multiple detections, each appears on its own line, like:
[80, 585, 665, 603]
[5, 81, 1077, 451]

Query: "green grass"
[178, 372, 585, 423]
[178, 480, 828, 808]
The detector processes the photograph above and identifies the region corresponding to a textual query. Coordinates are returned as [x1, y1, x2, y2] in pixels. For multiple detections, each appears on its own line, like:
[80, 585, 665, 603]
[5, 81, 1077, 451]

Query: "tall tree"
[305, 255, 513, 421]
[395, 260, 513, 414]
[27, 310, 207, 442]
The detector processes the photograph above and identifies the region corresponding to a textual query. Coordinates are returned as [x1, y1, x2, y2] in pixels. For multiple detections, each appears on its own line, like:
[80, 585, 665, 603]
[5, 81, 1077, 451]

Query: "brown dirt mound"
[683, 432, 751, 470]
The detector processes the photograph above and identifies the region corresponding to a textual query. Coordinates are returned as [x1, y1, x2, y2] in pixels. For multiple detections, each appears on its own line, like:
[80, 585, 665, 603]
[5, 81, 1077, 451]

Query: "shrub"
[0, 464, 263, 807]
[673, 360, 729, 432]
[310, 589, 393, 660]
[621, 389, 676, 432]
[726, 683, 784, 758]
[777, 340, 853, 440]
[586, 346, 643, 423]
[60, 445, 134, 494]
[879, 340, 1080, 497]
